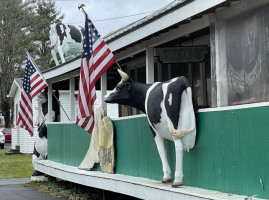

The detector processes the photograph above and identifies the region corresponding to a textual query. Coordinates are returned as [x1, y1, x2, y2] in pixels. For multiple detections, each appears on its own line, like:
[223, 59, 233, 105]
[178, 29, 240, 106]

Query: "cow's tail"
[181, 84, 197, 151]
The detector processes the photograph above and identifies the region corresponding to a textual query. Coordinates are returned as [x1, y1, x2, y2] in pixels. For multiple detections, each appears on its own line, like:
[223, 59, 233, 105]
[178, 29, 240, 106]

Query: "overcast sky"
[54, 0, 174, 37]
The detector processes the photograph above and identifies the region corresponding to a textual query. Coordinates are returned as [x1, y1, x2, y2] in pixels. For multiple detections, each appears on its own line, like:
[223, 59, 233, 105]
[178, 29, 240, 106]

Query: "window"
[155, 46, 211, 109]
[119, 58, 146, 117]
[212, 6, 269, 106]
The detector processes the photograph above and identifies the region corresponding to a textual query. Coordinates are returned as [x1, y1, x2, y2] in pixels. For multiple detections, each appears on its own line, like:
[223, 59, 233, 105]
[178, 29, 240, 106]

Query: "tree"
[0, 0, 64, 127]
[0, 0, 37, 127]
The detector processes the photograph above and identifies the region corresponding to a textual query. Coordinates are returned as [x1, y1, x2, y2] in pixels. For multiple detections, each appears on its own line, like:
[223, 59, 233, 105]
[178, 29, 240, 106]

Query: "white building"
[8, 78, 118, 154]
[8, 78, 38, 153]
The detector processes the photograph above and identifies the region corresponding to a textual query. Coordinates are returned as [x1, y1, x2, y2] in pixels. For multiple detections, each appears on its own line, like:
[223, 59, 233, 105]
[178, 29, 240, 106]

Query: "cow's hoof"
[172, 182, 183, 187]
[162, 178, 171, 183]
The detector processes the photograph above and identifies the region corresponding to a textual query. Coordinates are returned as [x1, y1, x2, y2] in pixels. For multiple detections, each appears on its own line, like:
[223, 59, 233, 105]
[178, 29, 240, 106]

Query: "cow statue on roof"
[49, 23, 84, 66]
[104, 69, 196, 187]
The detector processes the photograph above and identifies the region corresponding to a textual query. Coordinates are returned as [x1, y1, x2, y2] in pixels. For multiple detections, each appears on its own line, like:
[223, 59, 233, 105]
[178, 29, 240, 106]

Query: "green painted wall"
[48, 106, 269, 199]
[183, 107, 269, 198]
[47, 124, 91, 166]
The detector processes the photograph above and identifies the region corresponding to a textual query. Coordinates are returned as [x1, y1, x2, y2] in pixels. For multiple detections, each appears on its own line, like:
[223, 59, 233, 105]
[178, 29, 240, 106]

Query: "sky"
[54, 0, 174, 37]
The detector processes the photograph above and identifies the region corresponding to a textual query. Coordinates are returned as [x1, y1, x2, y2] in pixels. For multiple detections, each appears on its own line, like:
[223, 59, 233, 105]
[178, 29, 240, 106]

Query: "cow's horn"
[117, 69, 129, 81]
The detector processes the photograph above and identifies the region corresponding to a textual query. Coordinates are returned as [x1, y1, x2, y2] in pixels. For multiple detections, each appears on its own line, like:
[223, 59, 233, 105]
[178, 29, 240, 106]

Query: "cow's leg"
[173, 139, 184, 187]
[51, 49, 59, 66]
[58, 47, 65, 64]
[154, 133, 171, 183]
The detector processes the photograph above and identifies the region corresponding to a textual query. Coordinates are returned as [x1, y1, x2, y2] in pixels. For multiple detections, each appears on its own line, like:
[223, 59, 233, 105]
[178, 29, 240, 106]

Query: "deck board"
[35, 160, 263, 200]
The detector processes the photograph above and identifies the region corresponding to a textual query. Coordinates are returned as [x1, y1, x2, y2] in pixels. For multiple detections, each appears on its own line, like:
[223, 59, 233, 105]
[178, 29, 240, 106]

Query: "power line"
[93, 10, 156, 22]
[69, 10, 157, 24]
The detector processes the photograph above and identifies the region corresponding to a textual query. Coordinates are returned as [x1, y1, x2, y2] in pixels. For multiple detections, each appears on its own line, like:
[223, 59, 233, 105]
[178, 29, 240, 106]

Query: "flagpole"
[25, 51, 71, 122]
[78, 4, 123, 71]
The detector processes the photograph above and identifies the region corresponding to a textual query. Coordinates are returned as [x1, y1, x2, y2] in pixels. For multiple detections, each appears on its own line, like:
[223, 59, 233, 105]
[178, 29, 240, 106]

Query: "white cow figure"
[104, 70, 196, 187]
[49, 23, 84, 65]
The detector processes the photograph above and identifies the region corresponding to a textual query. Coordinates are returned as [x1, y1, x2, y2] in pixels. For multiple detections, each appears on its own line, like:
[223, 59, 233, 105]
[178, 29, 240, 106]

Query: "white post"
[215, 20, 228, 107]
[37, 101, 41, 122]
[16, 103, 20, 149]
[48, 82, 53, 122]
[16, 125, 20, 150]
[101, 72, 107, 115]
[146, 47, 154, 84]
[70, 77, 75, 122]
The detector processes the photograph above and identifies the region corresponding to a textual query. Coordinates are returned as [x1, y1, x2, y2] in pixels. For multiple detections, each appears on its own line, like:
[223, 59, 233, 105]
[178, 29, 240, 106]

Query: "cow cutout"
[31, 89, 60, 182]
[104, 69, 196, 187]
[49, 23, 84, 65]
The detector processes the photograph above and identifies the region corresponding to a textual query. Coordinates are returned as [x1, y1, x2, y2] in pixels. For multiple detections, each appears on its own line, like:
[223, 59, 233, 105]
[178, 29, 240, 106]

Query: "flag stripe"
[17, 55, 48, 136]
[76, 14, 116, 134]
[32, 83, 47, 98]
[20, 93, 33, 118]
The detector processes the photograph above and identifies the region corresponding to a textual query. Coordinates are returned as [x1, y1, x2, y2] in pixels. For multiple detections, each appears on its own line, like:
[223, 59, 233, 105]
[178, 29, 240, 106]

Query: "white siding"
[59, 91, 71, 122]
[19, 128, 37, 154]
[11, 88, 119, 153]
[11, 87, 21, 150]
[11, 87, 39, 153]
[96, 90, 119, 119]
[11, 128, 17, 150]
[59, 90, 119, 123]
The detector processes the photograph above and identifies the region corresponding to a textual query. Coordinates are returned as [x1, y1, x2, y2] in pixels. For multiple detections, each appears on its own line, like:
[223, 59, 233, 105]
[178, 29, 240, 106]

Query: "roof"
[105, 0, 233, 53]
[8, 78, 22, 98]
[104, 0, 189, 42]
[43, 0, 236, 81]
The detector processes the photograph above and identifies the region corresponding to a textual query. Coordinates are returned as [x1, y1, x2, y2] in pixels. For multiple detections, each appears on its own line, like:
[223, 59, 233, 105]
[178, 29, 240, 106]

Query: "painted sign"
[155, 46, 208, 63]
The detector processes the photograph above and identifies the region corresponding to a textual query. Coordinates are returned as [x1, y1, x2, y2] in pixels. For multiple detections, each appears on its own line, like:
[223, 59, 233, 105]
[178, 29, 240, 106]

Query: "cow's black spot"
[33, 145, 40, 157]
[147, 83, 163, 128]
[164, 77, 190, 129]
[32, 170, 44, 176]
[68, 25, 82, 43]
[38, 122, 47, 139]
[56, 23, 67, 45]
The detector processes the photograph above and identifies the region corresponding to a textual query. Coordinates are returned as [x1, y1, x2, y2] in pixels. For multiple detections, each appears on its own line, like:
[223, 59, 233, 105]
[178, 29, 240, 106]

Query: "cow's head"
[37, 90, 47, 104]
[104, 69, 133, 105]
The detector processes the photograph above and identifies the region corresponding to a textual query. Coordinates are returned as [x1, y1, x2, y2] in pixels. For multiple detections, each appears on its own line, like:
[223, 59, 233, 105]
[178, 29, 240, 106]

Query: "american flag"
[76, 14, 116, 133]
[17, 55, 48, 136]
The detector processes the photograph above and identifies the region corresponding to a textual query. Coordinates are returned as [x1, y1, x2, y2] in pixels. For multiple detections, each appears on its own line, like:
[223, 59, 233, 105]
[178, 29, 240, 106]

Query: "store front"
[36, 1, 269, 199]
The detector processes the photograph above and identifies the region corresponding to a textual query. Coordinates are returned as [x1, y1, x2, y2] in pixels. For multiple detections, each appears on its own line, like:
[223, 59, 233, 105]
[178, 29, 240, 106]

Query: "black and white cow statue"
[31, 89, 59, 181]
[104, 69, 196, 187]
[49, 23, 84, 65]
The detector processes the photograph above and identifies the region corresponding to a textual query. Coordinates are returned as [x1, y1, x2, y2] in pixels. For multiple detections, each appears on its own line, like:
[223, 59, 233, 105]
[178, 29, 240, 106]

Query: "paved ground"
[0, 178, 63, 200]
[1, 145, 63, 199]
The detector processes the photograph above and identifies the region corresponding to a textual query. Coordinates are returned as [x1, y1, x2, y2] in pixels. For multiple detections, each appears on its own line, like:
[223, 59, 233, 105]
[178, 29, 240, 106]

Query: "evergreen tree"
[0, 0, 64, 127]
[0, 0, 37, 127]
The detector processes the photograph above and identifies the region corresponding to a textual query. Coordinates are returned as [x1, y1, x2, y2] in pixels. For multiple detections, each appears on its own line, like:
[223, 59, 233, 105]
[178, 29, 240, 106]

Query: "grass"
[0, 149, 137, 199]
[0, 149, 33, 179]
[25, 178, 138, 200]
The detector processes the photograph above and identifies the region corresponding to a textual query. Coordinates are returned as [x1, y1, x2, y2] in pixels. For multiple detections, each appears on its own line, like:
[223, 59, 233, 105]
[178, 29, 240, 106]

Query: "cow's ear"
[125, 82, 131, 90]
